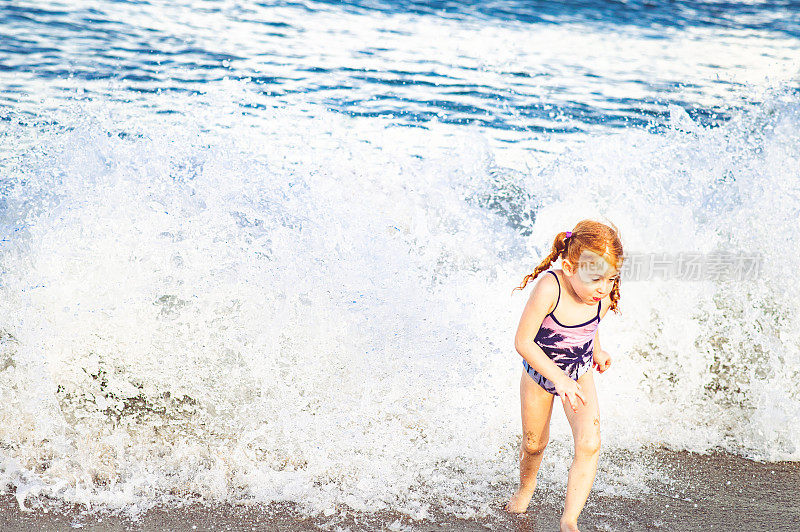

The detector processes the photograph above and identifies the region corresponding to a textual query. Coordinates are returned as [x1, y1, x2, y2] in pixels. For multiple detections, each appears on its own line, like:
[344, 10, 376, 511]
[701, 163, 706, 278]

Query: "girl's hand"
[593, 350, 612, 373]
[554, 376, 586, 413]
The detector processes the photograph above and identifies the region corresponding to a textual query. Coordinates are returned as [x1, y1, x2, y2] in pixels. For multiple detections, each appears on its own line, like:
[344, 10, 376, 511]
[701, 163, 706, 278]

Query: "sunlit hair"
[514, 219, 624, 313]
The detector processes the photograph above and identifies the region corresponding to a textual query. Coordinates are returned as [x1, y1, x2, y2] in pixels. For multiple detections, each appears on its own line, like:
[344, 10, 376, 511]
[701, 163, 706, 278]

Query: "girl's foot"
[559, 517, 580, 532]
[504, 486, 535, 513]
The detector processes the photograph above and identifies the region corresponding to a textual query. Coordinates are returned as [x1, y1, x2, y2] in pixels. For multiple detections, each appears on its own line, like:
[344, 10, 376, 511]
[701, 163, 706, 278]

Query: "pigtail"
[607, 276, 621, 314]
[513, 232, 570, 293]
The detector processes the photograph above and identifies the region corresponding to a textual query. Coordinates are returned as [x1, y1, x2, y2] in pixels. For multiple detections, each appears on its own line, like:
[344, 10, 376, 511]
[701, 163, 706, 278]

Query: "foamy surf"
[0, 87, 799, 519]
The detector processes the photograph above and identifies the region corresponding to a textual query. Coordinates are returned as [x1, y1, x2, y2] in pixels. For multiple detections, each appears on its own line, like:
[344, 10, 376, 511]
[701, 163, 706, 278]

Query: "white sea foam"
[0, 87, 798, 518]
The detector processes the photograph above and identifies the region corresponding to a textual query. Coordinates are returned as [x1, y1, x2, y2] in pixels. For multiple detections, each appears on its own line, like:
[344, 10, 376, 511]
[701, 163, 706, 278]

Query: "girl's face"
[563, 250, 619, 305]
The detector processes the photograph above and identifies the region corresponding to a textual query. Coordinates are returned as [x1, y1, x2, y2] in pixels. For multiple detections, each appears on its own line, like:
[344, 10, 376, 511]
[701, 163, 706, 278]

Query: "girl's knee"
[574, 431, 601, 457]
[522, 431, 548, 456]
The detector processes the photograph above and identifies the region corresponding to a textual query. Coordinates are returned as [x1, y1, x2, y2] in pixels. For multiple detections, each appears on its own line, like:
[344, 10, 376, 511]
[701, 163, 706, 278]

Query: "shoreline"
[1, 449, 797, 531]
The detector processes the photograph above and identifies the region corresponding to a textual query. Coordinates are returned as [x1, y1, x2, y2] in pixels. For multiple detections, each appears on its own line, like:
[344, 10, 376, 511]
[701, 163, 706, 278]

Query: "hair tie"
[565, 231, 572, 238]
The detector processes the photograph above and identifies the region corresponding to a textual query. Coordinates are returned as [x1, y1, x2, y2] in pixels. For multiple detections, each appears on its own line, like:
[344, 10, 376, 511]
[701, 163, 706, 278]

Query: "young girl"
[504, 220, 623, 532]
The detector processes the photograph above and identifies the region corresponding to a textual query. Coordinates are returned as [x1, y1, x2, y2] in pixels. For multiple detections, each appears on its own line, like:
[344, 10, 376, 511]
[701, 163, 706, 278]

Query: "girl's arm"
[515, 275, 586, 410]
[592, 297, 612, 372]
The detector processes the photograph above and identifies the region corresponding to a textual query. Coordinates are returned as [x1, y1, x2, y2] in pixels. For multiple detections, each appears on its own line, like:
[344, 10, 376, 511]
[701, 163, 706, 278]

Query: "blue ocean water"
[2, 1, 799, 140]
[0, 0, 799, 520]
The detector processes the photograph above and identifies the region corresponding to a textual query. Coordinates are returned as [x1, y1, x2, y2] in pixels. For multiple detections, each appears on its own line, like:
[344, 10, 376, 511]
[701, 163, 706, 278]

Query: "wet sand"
[2, 449, 797, 531]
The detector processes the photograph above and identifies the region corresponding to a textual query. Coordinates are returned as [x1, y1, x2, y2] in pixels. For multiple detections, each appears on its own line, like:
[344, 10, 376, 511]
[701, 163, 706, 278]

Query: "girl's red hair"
[515, 220, 624, 313]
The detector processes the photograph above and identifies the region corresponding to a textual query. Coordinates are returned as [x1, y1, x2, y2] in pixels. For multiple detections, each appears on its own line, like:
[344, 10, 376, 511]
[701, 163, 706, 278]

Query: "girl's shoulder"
[528, 270, 560, 315]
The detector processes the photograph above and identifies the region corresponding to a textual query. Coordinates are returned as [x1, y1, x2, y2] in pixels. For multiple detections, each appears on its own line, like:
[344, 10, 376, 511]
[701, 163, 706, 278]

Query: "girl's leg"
[505, 370, 555, 513]
[559, 370, 601, 532]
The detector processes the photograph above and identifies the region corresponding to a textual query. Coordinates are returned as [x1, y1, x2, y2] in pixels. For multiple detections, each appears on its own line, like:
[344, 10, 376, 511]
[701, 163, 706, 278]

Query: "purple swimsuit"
[522, 270, 602, 395]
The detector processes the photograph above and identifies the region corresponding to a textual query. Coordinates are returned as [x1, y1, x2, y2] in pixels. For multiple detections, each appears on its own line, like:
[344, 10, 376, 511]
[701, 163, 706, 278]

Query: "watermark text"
[618, 252, 761, 281]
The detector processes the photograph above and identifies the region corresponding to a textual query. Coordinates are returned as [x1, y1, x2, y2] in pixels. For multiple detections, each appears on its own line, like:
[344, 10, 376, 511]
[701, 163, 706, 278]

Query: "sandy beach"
[2, 449, 797, 531]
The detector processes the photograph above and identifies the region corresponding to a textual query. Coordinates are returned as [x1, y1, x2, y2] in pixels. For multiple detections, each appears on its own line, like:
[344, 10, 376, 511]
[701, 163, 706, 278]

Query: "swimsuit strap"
[597, 299, 602, 317]
[546, 270, 560, 312]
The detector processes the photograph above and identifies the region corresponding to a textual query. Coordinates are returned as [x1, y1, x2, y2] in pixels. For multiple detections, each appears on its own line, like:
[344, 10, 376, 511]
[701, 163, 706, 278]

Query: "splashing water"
[0, 85, 799, 518]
